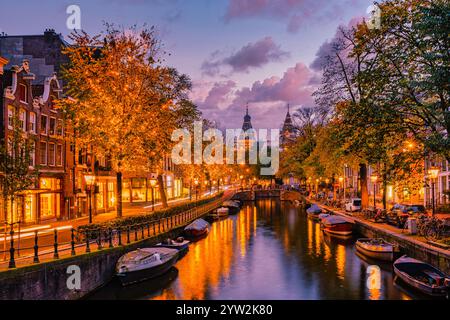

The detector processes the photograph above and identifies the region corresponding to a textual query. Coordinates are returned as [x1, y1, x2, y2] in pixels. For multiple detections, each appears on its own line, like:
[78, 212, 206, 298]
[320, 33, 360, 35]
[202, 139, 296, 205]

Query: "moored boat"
[116, 247, 178, 286]
[209, 207, 229, 219]
[321, 215, 353, 236]
[393, 255, 450, 298]
[184, 218, 210, 239]
[356, 238, 395, 262]
[155, 237, 190, 253]
[221, 200, 240, 214]
[306, 204, 322, 214]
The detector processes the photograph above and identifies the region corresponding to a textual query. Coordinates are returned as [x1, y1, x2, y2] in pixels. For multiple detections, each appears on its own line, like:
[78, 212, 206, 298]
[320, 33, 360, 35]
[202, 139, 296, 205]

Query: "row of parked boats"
[115, 199, 243, 286]
[305, 203, 450, 298]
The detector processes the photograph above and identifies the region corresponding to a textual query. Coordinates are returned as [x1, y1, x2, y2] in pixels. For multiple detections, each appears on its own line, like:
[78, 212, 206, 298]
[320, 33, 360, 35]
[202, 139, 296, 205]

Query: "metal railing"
[0, 193, 232, 270]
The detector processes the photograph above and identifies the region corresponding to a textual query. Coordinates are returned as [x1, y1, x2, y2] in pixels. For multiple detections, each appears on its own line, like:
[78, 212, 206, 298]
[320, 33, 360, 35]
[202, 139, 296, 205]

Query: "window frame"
[40, 141, 47, 165]
[48, 142, 56, 166]
[40, 115, 48, 135]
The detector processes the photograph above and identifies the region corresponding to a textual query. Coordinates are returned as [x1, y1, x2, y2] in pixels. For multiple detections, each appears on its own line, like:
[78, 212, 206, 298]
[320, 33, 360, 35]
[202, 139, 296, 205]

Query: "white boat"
[209, 207, 229, 219]
[184, 218, 210, 239]
[222, 200, 240, 213]
[356, 238, 395, 262]
[116, 247, 179, 286]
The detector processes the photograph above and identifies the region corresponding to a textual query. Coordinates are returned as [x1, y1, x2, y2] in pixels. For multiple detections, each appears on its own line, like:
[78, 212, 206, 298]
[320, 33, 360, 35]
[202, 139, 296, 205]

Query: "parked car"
[386, 203, 426, 228]
[345, 198, 362, 212]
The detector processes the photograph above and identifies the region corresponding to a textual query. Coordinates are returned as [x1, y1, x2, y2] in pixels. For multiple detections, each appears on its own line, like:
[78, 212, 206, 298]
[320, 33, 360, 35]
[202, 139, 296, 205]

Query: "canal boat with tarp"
[116, 247, 179, 286]
[306, 204, 323, 221]
[155, 237, 190, 256]
[356, 238, 395, 262]
[221, 200, 241, 214]
[184, 218, 210, 239]
[209, 207, 229, 219]
[393, 255, 450, 298]
[321, 215, 353, 236]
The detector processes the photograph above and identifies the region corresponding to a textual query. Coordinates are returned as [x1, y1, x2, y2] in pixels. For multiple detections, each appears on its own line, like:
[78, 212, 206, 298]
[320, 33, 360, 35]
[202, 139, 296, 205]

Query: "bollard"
[8, 227, 15, 269]
[127, 227, 130, 244]
[33, 230, 40, 263]
[97, 229, 103, 250]
[71, 229, 76, 256]
[53, 229, 59, 259]
[109, 228, 113, 248]
[86, 230, 91, 253]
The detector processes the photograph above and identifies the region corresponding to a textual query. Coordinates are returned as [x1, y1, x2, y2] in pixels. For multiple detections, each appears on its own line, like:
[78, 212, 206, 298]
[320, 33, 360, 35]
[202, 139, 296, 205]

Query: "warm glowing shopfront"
[121, 175, 183, 204]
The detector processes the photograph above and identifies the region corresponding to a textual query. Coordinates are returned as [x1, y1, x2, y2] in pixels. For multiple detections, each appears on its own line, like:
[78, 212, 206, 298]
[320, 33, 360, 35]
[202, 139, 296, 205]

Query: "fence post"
[86, 230, 91, 253]
[71, 228, 76, 256]
[118, 228, 122, 246]
[147, 224, 150, 237]
[127, 227, 130, 244]
[141, 225, 144, 239]
[134, 226, 138, 241]
[153, 222, 156, 236]
[97, 229, 103, 250]
[53, 229, 59, 259]
[8, 226, 15, 268]
[33, 230, 40, 263]
[109, 228, 113, 248]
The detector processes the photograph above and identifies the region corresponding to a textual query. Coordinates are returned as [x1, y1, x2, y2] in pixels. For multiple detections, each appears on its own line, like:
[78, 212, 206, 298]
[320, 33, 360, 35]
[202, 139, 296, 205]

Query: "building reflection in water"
[88, 199, 414, 300]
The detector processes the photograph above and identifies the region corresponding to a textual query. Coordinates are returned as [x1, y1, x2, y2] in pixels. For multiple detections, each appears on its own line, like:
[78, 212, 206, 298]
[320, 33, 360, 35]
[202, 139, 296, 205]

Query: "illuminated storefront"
[39, 177, 62, 221]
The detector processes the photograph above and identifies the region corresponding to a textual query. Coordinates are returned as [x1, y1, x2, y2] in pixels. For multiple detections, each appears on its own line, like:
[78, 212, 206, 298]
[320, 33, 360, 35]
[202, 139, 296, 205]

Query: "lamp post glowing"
[84, 174, 96, 224]
[370, 174, 378, 209]
[194, 179, 199, 201]
[428, 167, 440, 216]
[149, 178, 157, 211]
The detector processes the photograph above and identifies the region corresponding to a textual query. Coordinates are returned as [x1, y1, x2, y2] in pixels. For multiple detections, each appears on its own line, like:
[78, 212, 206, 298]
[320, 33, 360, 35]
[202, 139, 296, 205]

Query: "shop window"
[122, 179, 131, 202]
[96, 183, 104, 209]
[131, 178, 147, 202]
[108, 182, 116, 208]
[40, 141, 47, 165]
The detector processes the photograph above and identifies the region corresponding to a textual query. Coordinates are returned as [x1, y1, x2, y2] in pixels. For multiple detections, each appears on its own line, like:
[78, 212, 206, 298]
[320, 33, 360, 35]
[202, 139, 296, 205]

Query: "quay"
[0, 192, 232, 300]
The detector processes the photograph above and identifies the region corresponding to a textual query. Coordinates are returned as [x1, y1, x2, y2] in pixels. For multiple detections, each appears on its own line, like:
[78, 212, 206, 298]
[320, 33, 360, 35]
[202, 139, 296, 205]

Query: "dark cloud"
[201, 36, 290, 76]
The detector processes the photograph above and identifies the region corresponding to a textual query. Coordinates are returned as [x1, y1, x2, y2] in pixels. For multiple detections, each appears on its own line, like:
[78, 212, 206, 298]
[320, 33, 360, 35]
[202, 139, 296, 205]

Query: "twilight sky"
[0, 0, 374, 129]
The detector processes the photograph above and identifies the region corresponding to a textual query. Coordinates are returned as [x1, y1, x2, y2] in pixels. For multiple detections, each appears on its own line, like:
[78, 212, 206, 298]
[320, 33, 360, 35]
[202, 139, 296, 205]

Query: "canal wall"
[308, 199, 450, 274]
[0, 228, 184, 300]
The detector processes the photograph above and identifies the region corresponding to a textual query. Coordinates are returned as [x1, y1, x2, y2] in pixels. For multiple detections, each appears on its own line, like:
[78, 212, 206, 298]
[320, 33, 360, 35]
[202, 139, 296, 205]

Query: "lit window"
[7, 106, 14, 129]
[29, 112, 36, 133]
[41, 115, 48, 135]
[19, 109, 26, 131]
[40, 141, 47, 165]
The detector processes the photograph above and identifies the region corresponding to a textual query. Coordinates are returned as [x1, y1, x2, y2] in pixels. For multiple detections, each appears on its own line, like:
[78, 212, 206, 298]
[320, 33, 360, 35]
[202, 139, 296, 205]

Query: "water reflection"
[90, 199, 416, 300]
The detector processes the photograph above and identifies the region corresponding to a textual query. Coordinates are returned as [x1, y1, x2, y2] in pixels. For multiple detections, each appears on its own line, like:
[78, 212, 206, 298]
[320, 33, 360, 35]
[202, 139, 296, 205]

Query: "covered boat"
[393, 255, 450, 297]
[221, 200, 240, 214]
[155, 237, 190, 253]
[184, 218, 210, 239]
[356, 238, 395, 262]
[116, 247, 178, 286]
[321, 215, 353, 236]
[209, 207, 229, 219]
[306, 204, 322, 215]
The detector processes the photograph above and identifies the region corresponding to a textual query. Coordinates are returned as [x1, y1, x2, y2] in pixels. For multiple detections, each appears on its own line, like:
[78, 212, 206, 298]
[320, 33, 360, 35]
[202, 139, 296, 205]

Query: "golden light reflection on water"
[144, 201, 415, 300]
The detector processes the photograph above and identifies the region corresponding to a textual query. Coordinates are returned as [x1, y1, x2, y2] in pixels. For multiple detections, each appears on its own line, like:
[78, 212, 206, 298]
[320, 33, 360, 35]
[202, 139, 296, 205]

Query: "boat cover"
[185, 218, 210, 231]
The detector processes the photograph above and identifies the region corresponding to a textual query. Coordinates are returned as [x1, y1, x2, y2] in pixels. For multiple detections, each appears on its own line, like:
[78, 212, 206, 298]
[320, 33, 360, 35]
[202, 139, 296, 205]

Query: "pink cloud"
[201, 36, 290, 76]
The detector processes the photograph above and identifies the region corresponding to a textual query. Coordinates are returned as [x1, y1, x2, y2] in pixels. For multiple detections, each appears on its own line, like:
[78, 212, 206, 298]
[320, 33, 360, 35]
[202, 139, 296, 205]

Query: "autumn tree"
[60, 24, 199, 215]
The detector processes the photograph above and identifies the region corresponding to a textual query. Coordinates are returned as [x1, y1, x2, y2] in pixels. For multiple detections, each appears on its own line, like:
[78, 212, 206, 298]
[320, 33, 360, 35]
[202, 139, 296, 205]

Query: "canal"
[89, 199, 425, 300]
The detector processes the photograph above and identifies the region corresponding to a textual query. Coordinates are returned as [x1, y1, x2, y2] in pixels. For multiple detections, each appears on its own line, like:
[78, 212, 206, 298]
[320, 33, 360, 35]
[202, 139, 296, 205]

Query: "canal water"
[89, 199, 426, 300]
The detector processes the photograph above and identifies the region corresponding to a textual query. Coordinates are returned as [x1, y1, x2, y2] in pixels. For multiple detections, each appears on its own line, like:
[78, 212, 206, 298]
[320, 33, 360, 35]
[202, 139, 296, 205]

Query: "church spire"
[242, 102, 253, 131]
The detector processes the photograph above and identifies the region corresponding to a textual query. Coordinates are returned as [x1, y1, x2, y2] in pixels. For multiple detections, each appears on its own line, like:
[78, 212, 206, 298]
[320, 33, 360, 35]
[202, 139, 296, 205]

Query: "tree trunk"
[158, 174, 168, 208]
[359, 163, 369, 209]
[116, 171, 123, 218]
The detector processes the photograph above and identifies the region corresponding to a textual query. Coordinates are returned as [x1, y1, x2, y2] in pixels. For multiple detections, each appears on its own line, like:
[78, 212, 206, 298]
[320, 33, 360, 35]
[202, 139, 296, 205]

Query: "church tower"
[242, 102, 253, 131]
[281, 104, 296, 145]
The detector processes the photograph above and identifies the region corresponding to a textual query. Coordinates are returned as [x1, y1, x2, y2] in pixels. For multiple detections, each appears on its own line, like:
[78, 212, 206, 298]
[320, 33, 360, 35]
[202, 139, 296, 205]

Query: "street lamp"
[428, 166, 440, 216]
[194, 179, 199, 200]
[84, 174, 96, 224]
[370, 174, 378, 209]
[149, 178, 157, 211]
